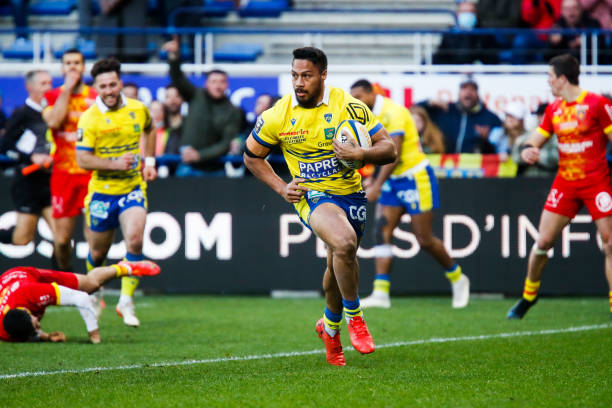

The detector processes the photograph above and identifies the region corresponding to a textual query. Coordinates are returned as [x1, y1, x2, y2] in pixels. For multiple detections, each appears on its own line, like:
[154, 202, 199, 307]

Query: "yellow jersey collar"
[372, 94, 384, 116]
[291, 85, 330, 108]
[95, 94, 127, 113]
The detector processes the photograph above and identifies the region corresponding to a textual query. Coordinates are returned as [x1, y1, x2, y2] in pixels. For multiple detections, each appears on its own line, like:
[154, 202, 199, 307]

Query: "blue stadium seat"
[54, 39, 96, 60]
[214, 43, 263, 62]
[2, 38, 44, 59]
[30, 0, 75, 15]
[202, 0, 235, 17]
[238, 0, 288, 18]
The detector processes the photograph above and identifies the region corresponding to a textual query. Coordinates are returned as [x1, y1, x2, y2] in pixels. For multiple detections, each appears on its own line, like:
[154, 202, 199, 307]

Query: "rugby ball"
[335, 119, 372, 169]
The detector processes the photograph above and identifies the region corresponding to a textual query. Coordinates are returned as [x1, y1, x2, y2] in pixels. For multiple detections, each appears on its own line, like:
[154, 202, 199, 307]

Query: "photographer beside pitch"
[243, 47, 396, 366]
[508, 53, 612, 319]
[0, 260, 160, 344]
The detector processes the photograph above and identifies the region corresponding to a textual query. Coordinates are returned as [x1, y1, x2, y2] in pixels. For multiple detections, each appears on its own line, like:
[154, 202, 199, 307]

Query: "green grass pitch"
[1, 295, 611, 408]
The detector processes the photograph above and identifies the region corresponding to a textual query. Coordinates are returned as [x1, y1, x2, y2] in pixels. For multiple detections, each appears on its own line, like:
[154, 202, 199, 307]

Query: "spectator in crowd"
[123, 82, 139, 100]
[489, 101, 529, 157]
[417, 77, 502, 153]
[580, 0, 612, 28]
[512, 102, 559, 176]
[96, 0, 148, 62]
[514, 0, 562, 63]
[148, 100, 166, 156]
[477, 0, 523, 62]
[433, 0, 499, 64]
[162, 37, 242, 177]
[580, 0, 612, 62]
[0, 70, 53, 248]
[410, 105, 445, 154]
[162, 85, 183, 156]
[549, 0, 601, 61]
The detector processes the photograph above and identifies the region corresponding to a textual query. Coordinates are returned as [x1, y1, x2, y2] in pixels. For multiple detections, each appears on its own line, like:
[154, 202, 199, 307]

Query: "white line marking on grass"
[1, 323, 610, 380]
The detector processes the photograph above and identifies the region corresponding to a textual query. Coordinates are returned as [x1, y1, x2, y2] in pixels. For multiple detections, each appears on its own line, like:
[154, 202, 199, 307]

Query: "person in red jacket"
[513, 0, 562, 63]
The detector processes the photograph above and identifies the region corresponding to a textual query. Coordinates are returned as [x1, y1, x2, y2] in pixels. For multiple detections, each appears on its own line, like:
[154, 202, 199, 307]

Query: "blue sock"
[342, 297, 363, 322]
[446, 263, 458, 273]
[323, 307, 342, 336]
[124, 252, 144, 262]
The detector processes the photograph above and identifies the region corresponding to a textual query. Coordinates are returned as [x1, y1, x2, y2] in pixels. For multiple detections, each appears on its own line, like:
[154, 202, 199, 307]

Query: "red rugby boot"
[347, 316, 375, 354]
[118, 260, 161, 277]
[315, 318, 346, 366]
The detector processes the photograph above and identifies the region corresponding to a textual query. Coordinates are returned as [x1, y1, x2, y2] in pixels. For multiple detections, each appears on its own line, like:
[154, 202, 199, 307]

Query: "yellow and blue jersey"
[252, 86, 383, 196]
[76, 96, 151, 195]
[371, 95, 426, 175]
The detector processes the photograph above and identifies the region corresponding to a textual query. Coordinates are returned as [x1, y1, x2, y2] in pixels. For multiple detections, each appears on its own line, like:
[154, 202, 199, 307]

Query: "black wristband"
[519, 143, 534, 152]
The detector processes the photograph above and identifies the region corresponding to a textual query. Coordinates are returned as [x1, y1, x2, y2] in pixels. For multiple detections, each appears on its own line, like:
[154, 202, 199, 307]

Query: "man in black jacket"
[162, 37, 242, 177]
[0, 70, 53, 247]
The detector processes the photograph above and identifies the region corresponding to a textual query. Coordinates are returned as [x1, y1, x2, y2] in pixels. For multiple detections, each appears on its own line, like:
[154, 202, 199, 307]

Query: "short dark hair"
[4, 309, 35, 341]
[91, 57, 121, 80]
[62, 48, 84, 63]
[292, 47, 327, 73]
[123, 82, 138, 89]
[350, 79, 374, 92]
[206, 69, 228, 78]
[549, 54, 580, 85]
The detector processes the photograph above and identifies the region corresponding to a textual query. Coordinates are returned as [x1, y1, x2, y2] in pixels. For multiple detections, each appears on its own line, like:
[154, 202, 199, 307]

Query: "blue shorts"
[294, 190, 367, 238]
[84, 185, 147, 232]
[379, 165, 440, 214]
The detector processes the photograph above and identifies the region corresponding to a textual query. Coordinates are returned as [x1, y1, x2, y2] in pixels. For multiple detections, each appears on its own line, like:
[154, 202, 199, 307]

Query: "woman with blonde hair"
[410, 105, 445, 153]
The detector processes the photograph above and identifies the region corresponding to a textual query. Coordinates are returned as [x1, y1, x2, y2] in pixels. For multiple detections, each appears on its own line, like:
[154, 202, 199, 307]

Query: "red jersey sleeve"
[21, 282, 60, 310]
[596, 95, 612, 135]
[537, 102, 556, 138]
[44, 88, 60, 108]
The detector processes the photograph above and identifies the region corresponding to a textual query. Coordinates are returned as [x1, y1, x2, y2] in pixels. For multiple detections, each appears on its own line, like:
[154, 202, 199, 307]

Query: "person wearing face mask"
[162, 36, 242, 177]
[417, 77, 502, 153]
[432, 0, 499, 65]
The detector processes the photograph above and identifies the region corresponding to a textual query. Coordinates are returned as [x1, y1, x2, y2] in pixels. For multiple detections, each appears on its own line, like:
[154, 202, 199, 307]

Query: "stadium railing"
[1, 27, 612, 68]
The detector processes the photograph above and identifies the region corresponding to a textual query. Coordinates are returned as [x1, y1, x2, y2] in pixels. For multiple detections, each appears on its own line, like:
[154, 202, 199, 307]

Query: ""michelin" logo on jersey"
[298, 157, 342, 179]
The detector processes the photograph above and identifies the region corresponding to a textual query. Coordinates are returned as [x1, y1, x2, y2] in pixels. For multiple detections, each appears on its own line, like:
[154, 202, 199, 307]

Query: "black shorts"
[11, 171, 51, 215]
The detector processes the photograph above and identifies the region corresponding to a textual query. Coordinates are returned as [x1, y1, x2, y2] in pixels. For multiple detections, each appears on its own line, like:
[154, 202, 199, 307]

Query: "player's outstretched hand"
[333, 137, 363, 161]
[143, 165, 157, 182]
[49, 331, 66, 342]
[283, 177, 310, 203]
[521, 146, 540, 164]
[88, 329, 101, 344]
[162, 35, 180, 60]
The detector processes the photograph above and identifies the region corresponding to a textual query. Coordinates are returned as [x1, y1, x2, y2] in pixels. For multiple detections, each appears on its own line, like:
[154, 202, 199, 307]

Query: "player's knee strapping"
[532, 243, 549, 257]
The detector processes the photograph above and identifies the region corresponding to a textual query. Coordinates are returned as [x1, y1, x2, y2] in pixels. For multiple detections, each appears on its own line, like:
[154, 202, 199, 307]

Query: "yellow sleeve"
[142, 103, 152, 133]
[386, 107, 408, 139]
[251, 106, 280, 148]
[76, 110, 97, 152]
